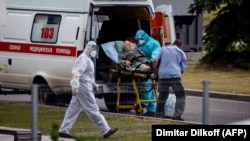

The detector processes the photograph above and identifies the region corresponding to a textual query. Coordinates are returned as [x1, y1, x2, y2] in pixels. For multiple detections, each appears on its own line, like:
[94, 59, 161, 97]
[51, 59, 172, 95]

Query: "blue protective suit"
[135, 30, 161, 59]
[135, 30, 161, 113]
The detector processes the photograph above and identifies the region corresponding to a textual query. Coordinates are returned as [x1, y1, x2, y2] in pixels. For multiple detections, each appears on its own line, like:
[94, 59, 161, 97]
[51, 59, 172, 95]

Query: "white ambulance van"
[0, 0, 175, 110]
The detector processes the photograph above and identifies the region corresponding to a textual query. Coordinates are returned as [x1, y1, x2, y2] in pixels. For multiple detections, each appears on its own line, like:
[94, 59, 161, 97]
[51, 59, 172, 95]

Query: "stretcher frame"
[109, 67, 158, 115]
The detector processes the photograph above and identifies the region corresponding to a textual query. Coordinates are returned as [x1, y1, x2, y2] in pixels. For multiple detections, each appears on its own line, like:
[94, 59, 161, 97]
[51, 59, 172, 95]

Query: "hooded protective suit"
[135, 30, 161, 114]
[59, 41, 111, 135]
[135, 29, 161, 59]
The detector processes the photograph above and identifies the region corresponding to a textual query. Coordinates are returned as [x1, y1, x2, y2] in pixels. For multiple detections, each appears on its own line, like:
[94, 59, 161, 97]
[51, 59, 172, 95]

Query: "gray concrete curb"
[185, 89, 250, 102]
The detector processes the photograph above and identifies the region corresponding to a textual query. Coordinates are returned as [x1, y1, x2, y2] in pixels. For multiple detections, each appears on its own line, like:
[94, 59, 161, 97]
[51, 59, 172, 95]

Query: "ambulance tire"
[38, 83, 56, 105]
[104, 92, 135, 113]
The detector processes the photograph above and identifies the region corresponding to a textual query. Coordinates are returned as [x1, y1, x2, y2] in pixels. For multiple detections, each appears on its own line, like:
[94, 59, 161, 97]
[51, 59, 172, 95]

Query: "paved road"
[96, 95, 250, 125]
[1, 93, 249, 125]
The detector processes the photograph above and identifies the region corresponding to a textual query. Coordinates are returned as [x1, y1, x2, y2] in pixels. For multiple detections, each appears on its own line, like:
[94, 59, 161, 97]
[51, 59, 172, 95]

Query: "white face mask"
[138, 40, 145, 45]
[90, 50, 97, 57]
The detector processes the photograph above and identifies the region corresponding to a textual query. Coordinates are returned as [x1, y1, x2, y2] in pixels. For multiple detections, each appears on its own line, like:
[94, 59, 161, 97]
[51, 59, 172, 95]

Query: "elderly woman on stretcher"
[118, 40, 152, 71]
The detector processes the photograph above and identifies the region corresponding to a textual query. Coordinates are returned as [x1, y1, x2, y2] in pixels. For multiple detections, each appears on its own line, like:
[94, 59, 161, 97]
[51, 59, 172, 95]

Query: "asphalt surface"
[185, 88, 250, 102]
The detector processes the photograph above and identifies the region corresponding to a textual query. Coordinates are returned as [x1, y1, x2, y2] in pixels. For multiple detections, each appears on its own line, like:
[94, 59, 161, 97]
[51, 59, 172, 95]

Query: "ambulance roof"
[7, 0, 154, 13]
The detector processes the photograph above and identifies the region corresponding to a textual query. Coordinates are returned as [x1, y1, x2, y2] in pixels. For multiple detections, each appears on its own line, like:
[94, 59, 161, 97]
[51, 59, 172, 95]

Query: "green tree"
[188, 0, 250, 69]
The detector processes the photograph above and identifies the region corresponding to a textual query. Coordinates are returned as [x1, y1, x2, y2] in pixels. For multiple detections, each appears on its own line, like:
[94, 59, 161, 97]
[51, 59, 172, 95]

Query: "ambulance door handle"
[76, 27, 79, 40]
[8, 58, 12, 65]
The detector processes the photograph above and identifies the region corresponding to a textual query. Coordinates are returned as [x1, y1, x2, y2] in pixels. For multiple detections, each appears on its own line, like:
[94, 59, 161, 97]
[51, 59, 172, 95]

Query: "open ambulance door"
[149, 11, 168, 46]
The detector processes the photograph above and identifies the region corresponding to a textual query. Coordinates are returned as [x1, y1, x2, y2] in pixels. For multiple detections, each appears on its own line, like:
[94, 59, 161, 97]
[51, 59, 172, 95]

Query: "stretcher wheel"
[135, 104, 143, 116]
[104, 92, 135, 112]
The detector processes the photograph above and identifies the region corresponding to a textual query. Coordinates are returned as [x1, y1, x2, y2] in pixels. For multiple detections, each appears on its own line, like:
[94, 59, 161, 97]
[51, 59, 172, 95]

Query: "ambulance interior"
[95, 6, 150, 75]
[94, 6, 153, 82]
[86, 5, 165, 112]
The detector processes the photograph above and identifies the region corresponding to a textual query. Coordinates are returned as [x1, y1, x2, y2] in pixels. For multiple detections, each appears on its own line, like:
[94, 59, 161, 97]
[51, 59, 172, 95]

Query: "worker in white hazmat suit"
[58, 41, 118, 138]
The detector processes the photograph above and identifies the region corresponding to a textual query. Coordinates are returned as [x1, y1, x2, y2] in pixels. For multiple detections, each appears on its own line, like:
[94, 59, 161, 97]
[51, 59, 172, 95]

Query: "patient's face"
[124, 41, 133, 50]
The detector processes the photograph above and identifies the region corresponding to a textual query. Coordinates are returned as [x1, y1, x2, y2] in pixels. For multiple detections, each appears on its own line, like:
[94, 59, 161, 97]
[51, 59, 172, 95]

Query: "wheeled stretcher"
[101, 41, 158, 115]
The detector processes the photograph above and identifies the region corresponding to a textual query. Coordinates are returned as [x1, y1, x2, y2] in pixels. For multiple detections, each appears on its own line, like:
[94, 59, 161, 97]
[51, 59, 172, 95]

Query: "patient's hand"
[151, 73, 157, 79]
[140, 64, 151, 71]
[124, 60, 131, 66]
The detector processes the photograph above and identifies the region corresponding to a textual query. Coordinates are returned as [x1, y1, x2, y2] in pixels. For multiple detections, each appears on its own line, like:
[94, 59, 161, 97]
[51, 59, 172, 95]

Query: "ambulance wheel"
[104, 92, 134, 113]
[38, 83, 56, 105]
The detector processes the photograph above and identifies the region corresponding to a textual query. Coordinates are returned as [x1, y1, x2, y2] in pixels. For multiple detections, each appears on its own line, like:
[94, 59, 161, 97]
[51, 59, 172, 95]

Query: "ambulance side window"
[31, 14, 61, 43]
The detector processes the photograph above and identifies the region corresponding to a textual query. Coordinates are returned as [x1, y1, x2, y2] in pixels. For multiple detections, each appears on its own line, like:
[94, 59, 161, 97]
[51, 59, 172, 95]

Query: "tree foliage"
[188, 0, 250, 69]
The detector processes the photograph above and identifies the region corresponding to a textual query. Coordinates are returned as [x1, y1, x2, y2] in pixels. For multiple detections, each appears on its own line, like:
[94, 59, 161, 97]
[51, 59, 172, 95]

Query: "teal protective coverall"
[135, 29, 161, 113]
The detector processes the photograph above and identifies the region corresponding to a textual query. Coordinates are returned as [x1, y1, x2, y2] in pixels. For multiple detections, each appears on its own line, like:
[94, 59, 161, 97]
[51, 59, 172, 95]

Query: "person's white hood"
[83, 41, 98, 56]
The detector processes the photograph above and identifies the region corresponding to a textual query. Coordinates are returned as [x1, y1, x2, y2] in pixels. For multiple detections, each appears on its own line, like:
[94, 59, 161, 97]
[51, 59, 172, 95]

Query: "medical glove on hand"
[93, 82, 99, 88]
[72, 88, 78, 96]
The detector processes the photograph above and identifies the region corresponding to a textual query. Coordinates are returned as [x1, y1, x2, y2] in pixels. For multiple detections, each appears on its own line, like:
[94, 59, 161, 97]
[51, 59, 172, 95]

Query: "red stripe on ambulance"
[0, 42, 77, 57]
